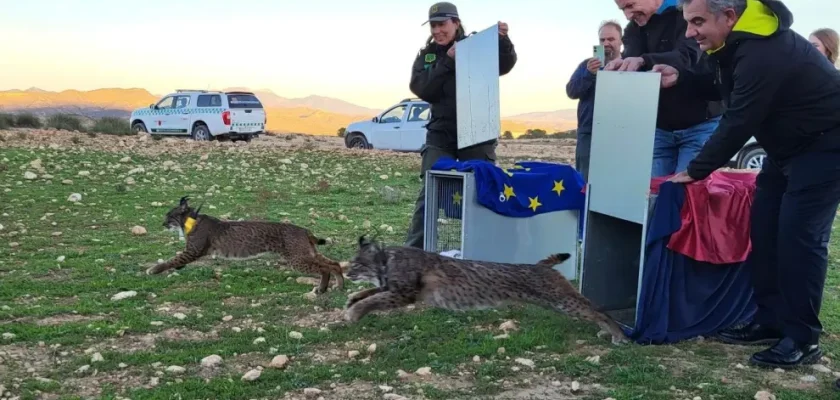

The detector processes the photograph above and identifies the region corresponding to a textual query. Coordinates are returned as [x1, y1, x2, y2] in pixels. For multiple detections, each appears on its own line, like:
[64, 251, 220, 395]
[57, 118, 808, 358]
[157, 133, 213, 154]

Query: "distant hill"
[0, 87, 576, 135]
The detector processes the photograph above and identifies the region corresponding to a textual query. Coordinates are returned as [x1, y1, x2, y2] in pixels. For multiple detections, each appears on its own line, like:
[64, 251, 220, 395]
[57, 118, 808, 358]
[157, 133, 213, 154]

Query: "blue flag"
[430, 157, 586, 218]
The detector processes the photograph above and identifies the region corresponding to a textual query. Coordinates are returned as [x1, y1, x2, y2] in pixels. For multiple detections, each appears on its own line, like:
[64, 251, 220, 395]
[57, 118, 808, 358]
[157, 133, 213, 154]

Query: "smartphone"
[593, 45, 606, 65]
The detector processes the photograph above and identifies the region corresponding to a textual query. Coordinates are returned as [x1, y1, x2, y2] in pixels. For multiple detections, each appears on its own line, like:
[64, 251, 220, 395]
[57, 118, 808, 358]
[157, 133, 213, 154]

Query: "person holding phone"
[565, 20, 623, 181]
[404, 2, 518, 249]
[608, 0, 722, 178]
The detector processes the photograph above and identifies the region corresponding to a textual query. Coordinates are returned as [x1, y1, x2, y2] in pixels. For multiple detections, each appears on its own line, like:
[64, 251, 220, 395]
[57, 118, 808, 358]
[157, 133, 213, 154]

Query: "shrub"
[501, 131, 514, 140]
[0, 113, 13, 130]
[47, 114, 85, 132]
[92, 117, 133, 136]
[15, 113, 42, 128]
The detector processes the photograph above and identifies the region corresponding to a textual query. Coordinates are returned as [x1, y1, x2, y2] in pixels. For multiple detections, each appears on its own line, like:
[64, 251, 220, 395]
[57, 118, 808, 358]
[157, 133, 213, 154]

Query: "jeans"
[651, 116, 721, 178]
[575, 132, 592, 182]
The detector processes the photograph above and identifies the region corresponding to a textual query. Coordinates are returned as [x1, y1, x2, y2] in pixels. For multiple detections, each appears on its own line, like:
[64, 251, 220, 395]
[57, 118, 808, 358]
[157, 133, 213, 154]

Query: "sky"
[0, 0, 836, 116]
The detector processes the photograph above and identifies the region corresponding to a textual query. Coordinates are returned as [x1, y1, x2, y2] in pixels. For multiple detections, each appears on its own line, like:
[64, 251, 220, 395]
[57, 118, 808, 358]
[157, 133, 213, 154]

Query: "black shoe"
[749, 337, 822, 370]
[715, 322, 783, 345]
[835, 378, 840, 391]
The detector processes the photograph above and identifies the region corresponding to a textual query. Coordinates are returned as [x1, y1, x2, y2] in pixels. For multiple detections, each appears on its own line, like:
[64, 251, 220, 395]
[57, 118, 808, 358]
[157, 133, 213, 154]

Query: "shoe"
[749, 337, 822, 370]
[715, 322, 783, 345]
[835, 378, 840, 391]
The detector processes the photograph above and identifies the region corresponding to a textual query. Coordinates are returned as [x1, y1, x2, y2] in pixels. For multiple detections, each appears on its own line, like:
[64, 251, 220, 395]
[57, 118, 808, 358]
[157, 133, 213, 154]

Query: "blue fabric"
[565, 59, 599, 136]
[431, 158, 586, 219]
[651, 116, 720, 178]
[656, 0, 678, 14]
[630, 181, 757, 344]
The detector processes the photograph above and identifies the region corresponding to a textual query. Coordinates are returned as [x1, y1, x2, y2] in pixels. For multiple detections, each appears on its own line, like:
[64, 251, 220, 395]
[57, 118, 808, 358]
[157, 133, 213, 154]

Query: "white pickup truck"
[129, 90, 266, 142]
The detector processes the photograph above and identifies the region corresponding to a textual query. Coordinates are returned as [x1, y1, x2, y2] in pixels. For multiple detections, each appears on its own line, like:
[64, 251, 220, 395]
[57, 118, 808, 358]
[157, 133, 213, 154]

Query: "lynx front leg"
[344, 291, 415, 322]
[146, 250, 201, 275]
[552, 297, 629, 345]
[345, 287, 384, 309]
[315, 271, 331, 294]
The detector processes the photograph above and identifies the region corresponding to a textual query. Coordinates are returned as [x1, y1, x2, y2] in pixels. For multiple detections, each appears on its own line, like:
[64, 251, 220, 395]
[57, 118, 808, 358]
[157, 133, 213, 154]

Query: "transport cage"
[423, 169, 580, 280]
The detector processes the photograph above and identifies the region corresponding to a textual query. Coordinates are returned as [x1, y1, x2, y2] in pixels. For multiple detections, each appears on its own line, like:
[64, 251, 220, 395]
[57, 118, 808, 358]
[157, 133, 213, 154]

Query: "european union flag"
[430, 157, 586, 218]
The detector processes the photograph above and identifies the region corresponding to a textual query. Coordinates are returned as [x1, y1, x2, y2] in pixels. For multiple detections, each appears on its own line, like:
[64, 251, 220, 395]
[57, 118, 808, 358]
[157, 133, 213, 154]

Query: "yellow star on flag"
[528, 196, 542, 212]
[552, 180, 565, 196]
[502, 168, 514, 177]
[502, 183, 515, 200]
[452, 191, 462, 205]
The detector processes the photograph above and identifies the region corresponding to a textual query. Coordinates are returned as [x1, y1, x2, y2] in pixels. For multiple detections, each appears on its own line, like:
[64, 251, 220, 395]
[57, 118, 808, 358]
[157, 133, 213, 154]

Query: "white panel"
[587, 71, 660, 224]
[456, 24, 500, 149]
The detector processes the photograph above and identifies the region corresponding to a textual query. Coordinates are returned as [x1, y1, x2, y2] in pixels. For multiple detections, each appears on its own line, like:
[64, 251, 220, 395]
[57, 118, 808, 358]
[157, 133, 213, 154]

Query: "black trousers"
[749, 150, 840, 345]
[404, 140, 497, 249]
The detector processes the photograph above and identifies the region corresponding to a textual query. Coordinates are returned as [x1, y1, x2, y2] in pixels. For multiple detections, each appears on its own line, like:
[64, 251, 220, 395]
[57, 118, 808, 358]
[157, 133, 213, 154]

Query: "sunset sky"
[1, 0, 836, 116]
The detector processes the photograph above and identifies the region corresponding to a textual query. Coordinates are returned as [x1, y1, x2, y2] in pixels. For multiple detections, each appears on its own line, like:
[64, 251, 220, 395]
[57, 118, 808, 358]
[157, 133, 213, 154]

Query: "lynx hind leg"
[555, 295, 628, 345]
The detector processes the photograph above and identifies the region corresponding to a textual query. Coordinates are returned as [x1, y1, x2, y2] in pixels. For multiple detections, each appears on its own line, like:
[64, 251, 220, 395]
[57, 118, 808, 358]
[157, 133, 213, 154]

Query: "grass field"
[2, 133, 840, 399]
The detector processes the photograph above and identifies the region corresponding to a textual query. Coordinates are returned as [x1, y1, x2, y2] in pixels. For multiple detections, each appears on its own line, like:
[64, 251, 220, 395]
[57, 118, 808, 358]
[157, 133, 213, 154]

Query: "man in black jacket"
[655, 0, 840, 369]
[609, 0, 722, 178]
[404, 2, 518, 249]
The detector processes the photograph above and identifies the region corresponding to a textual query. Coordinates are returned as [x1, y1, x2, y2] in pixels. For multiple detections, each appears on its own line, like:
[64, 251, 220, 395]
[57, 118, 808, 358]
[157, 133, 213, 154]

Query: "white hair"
[678, 0, 747, 16]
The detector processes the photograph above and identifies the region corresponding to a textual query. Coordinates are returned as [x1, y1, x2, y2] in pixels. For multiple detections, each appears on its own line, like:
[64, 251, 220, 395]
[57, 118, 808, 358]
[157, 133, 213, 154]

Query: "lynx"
[342, 236, 628, 345]
[146, 196, 345, 294]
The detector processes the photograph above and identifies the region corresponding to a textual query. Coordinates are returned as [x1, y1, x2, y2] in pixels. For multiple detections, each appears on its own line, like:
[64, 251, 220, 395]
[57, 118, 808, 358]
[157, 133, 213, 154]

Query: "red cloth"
[650, 170, 758, 265]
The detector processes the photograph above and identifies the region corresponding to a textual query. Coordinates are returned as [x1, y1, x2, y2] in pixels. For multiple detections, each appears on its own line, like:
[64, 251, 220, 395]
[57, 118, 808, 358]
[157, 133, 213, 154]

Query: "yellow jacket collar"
[707, 0, 779, 55]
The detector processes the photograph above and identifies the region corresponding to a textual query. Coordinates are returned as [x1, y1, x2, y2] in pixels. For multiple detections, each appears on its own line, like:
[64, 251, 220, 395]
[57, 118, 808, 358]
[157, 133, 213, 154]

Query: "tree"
[337, 127, 346, 138]
[502, 131, 513, 139]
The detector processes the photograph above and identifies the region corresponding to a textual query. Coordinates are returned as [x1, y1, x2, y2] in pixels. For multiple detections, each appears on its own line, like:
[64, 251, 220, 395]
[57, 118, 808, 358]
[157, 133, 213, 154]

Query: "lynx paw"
[611, 335, 630, 346]
[146, 265, 165, 275]
[343, 307, 362, 323]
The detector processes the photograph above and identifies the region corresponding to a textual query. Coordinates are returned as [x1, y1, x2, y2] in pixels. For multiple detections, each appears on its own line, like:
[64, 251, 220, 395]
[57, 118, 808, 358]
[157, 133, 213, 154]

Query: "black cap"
[422, 2, 459, 26]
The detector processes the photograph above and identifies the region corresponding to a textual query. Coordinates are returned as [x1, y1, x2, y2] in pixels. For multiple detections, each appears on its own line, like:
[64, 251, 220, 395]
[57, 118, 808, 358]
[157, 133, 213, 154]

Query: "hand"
[667, 171, 696, 183]
[616, 57, 646, 71]
[652, 64, 679, 88]
[447, 43, 456, 59]
[498, 21, 509, 36]
[604, 58, 623, 71]
[586, 58, 602, 74]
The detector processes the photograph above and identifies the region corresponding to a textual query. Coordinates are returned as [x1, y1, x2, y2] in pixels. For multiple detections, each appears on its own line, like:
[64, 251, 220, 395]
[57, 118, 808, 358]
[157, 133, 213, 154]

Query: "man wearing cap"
[404, 2, 517, 249]
[608, 0, 722, 178]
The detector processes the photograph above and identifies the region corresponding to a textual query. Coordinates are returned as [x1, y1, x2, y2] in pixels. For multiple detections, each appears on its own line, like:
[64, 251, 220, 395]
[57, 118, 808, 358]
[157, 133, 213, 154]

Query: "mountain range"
[0, 87, 577, 135]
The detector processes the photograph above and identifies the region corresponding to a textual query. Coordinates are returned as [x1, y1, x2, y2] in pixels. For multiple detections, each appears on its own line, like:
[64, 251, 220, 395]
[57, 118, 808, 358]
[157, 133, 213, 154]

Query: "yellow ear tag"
[184, 217, 196, 235]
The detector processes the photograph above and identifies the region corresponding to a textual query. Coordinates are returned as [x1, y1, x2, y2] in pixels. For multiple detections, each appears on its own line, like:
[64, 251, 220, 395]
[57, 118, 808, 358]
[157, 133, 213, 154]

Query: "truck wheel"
[191, 123, 211, 141]
[132, 122, 147, 133]
[347, 134, 369, 149]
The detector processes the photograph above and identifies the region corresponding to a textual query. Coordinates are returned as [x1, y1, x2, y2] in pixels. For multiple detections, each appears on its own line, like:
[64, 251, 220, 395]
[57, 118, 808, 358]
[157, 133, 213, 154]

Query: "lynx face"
[162, 196, 192, 231]
[345, 236, 388, 286]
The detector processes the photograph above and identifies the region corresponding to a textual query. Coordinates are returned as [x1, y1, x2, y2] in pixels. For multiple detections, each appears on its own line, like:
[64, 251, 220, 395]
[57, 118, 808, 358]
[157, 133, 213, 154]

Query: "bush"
[337, 127, 346, 138]
[501, 131, 513, 140]
[15, 113, 42, 128]
[47, 114, 85, 132]
[0, 113, 13, 130]
[92, 117, 133, 135]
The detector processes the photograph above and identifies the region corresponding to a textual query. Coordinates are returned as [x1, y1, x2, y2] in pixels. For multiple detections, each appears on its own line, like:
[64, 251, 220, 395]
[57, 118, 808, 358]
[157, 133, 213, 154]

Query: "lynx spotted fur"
[342, 236, 628, 344]
[146, 196, 344, 294]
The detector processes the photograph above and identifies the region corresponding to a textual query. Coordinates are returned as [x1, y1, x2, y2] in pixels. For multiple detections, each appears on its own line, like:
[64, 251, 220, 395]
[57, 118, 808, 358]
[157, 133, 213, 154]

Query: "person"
[653, 0, 840, 369]
[565, 20, 624, 182]
[404, 2, 517, 249]
[608, 0, 722, 178]
[810, 28, 839, 66]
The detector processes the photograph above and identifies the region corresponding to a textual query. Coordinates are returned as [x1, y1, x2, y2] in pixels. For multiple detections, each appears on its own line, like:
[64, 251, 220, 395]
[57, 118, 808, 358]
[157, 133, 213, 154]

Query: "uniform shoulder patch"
[424, 53, 436, 63]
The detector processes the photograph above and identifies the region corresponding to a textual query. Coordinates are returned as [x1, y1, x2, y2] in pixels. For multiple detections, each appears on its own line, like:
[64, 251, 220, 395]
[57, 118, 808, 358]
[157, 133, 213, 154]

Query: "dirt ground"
[0, 129, 577, 163]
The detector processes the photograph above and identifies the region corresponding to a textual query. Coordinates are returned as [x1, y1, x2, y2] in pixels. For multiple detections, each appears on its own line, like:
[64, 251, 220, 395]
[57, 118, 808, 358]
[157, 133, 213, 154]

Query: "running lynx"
[146, 196, 344, 294]
[342, 236, 628, 344]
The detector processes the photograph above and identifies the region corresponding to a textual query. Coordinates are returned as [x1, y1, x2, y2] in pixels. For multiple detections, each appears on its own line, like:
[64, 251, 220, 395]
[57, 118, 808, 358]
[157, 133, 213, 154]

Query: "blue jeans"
[651, 116, 721, 178]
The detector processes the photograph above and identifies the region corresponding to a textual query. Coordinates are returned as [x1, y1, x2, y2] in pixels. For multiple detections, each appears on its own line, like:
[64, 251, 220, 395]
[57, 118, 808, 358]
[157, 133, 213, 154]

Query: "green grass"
[1, 139, 840, 399]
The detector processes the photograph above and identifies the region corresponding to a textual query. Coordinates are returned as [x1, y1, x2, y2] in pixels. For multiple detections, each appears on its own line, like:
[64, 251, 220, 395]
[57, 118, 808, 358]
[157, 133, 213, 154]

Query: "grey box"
[423, 169, 580, 280]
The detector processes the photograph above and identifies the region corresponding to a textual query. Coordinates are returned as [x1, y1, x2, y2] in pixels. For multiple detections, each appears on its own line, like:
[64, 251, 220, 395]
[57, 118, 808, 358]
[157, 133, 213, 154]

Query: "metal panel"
[587, 71, 660, 224]
[424, 170, 579, 281]
[456, 24, 500, 150]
